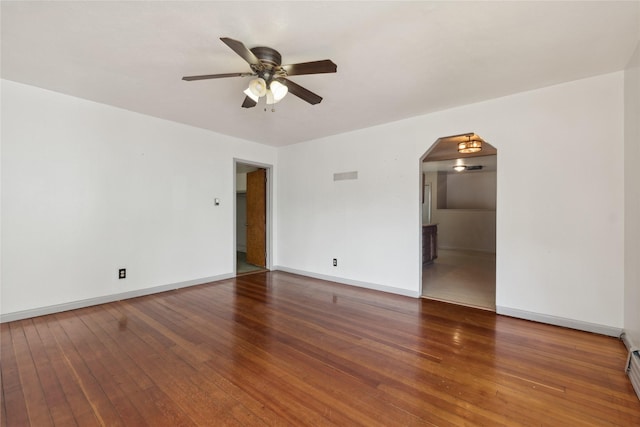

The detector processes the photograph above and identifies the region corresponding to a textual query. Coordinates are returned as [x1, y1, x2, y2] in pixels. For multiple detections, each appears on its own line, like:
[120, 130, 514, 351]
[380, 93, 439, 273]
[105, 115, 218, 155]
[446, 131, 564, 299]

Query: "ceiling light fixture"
[244, 77, 289, 108]
[248, 77, 267, 98]
[453, 165, 466, 172]
[243, 88, 259, 103]
[267, 80, 288, 105]
[458, 135, 483, 154]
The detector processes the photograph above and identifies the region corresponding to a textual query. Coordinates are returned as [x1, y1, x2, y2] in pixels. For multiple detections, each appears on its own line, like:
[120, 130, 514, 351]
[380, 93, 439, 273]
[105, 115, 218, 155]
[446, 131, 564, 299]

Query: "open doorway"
[235, 161, 271, 276]
[420, 133, 497, 310]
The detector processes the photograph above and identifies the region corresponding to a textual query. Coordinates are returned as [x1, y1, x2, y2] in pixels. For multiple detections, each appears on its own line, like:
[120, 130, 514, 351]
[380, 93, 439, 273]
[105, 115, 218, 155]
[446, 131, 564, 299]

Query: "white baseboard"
[0, 273, 235, 323]
[272, 265, 420, 298]
[622, 331, 639, 352]
[497, 306, 623, 337]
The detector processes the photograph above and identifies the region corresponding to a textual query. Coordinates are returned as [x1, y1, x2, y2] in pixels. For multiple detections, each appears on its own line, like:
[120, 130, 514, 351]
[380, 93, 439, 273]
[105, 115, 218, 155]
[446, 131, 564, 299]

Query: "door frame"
[233, 159, 273, 275]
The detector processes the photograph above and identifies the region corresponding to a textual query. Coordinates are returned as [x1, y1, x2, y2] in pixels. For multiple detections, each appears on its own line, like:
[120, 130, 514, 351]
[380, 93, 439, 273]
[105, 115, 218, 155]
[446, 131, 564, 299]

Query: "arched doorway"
[420, 133, 497, 310]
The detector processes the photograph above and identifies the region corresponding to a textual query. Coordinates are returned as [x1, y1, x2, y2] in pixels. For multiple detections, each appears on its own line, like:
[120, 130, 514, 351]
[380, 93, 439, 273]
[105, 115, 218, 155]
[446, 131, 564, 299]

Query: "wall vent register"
[334, 171, 358, 181]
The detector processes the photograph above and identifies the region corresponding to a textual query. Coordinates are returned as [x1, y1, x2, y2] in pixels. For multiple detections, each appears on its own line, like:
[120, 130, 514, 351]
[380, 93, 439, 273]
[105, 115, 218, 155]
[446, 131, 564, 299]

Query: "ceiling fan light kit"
[248, 77, 267, 98]
[268, 80, 288, 103]
[182, 37, 337, 110]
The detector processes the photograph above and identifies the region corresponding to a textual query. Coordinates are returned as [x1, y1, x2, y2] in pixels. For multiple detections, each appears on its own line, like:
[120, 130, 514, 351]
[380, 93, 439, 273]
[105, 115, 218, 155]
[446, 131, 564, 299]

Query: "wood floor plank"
[62, 309, 149, 426]
[95, 303, 251, 426]
[166, 290, 430, 426]
[88, 306, 200, 427]
[162, 286, 420, 425]
[46, 312, 124, 426]
[1, 381, 8, 427]
[8, 321, 54, 426]
[2, 271, 639, 426]
[22, 318, 78, 426]
[1, 323, 30, 426]
[30, 316, 102, 426]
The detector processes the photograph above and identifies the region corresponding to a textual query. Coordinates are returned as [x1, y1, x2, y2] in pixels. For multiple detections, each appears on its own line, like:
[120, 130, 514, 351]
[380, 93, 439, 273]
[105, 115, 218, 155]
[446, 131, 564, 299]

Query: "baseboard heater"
[626, 348, 640, 400]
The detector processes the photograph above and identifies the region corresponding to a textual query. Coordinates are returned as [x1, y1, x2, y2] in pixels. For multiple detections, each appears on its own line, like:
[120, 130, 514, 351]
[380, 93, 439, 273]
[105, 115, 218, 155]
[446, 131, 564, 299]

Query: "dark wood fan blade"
[281, 60, 337, 76]
[220, 37, 261, 66]
[241, 96, 257, 108]
[182, 72, 253, 81]
[276, 78, 323, 105]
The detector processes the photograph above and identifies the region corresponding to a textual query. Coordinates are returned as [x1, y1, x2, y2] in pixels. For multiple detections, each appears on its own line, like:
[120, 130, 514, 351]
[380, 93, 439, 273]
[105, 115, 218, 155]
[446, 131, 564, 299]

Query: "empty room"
[2, 1, 640, 425]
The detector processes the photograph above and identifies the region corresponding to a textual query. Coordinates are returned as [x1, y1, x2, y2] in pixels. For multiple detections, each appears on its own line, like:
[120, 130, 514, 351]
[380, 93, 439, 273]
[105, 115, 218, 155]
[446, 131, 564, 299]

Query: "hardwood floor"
[2, 271, 639, 426]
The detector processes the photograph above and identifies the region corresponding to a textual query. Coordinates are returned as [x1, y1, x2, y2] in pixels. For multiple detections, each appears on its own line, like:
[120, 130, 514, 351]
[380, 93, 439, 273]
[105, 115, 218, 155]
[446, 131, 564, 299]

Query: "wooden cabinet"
[422, 224, 438, 265]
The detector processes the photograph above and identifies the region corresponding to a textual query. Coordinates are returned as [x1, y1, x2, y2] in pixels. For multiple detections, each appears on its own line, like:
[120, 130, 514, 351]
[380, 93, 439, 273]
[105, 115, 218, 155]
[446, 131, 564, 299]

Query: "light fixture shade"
[248, 78, 267, 98]
[458, 138, 482, 153]
[266, 90, 275, 105]
[243, 88, 259, 103]
[270, 80, 288, 102]
[453, 165, 466, 172]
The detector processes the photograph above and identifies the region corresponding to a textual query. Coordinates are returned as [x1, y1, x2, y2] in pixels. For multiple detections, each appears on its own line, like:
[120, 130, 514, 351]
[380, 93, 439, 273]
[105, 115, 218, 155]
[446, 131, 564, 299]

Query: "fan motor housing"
[250, 46, 282, 68]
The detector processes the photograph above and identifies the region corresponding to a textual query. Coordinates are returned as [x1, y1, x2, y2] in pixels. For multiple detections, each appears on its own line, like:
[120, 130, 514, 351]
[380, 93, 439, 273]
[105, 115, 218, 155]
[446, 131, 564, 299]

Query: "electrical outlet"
[333, 258, 337, 267]
[118, 268, 126, 279]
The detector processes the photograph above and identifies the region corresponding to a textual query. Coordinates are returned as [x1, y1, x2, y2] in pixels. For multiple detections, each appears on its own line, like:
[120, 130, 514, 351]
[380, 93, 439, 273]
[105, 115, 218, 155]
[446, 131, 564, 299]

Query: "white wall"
[423, 169, 496, 252]
[433, 210, 496, 253]
[277, 72, 625, 331]
[236, 193, 247, 252]
[624, 42, 640, 349]
[445, 171, 496, 210]
[1, 80, 277, 318]
[275, 124, 419, 296]
[236, 173, 247, 192]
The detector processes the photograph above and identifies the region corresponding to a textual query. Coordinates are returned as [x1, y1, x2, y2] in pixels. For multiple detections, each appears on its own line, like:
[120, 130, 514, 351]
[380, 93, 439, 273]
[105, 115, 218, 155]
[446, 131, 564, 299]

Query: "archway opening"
[420, 133, 497, 310]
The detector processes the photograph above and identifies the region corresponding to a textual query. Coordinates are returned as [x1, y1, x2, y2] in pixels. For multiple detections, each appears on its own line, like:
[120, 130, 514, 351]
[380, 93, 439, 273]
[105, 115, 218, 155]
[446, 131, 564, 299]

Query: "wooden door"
[246, 168, 266, 267]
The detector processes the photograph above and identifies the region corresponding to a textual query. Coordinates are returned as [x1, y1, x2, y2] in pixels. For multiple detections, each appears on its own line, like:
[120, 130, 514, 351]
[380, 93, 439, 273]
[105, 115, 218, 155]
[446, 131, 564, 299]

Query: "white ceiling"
[2, 1, 638, 147]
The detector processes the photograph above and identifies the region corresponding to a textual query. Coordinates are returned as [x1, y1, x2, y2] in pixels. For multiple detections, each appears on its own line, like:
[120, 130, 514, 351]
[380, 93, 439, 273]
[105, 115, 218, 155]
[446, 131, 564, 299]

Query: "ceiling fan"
[182, 37, 337, 109]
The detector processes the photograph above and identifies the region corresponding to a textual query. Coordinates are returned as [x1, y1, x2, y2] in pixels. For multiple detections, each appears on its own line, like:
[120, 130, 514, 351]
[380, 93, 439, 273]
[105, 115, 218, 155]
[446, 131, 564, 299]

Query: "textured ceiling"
[2, 1, 639, 146]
